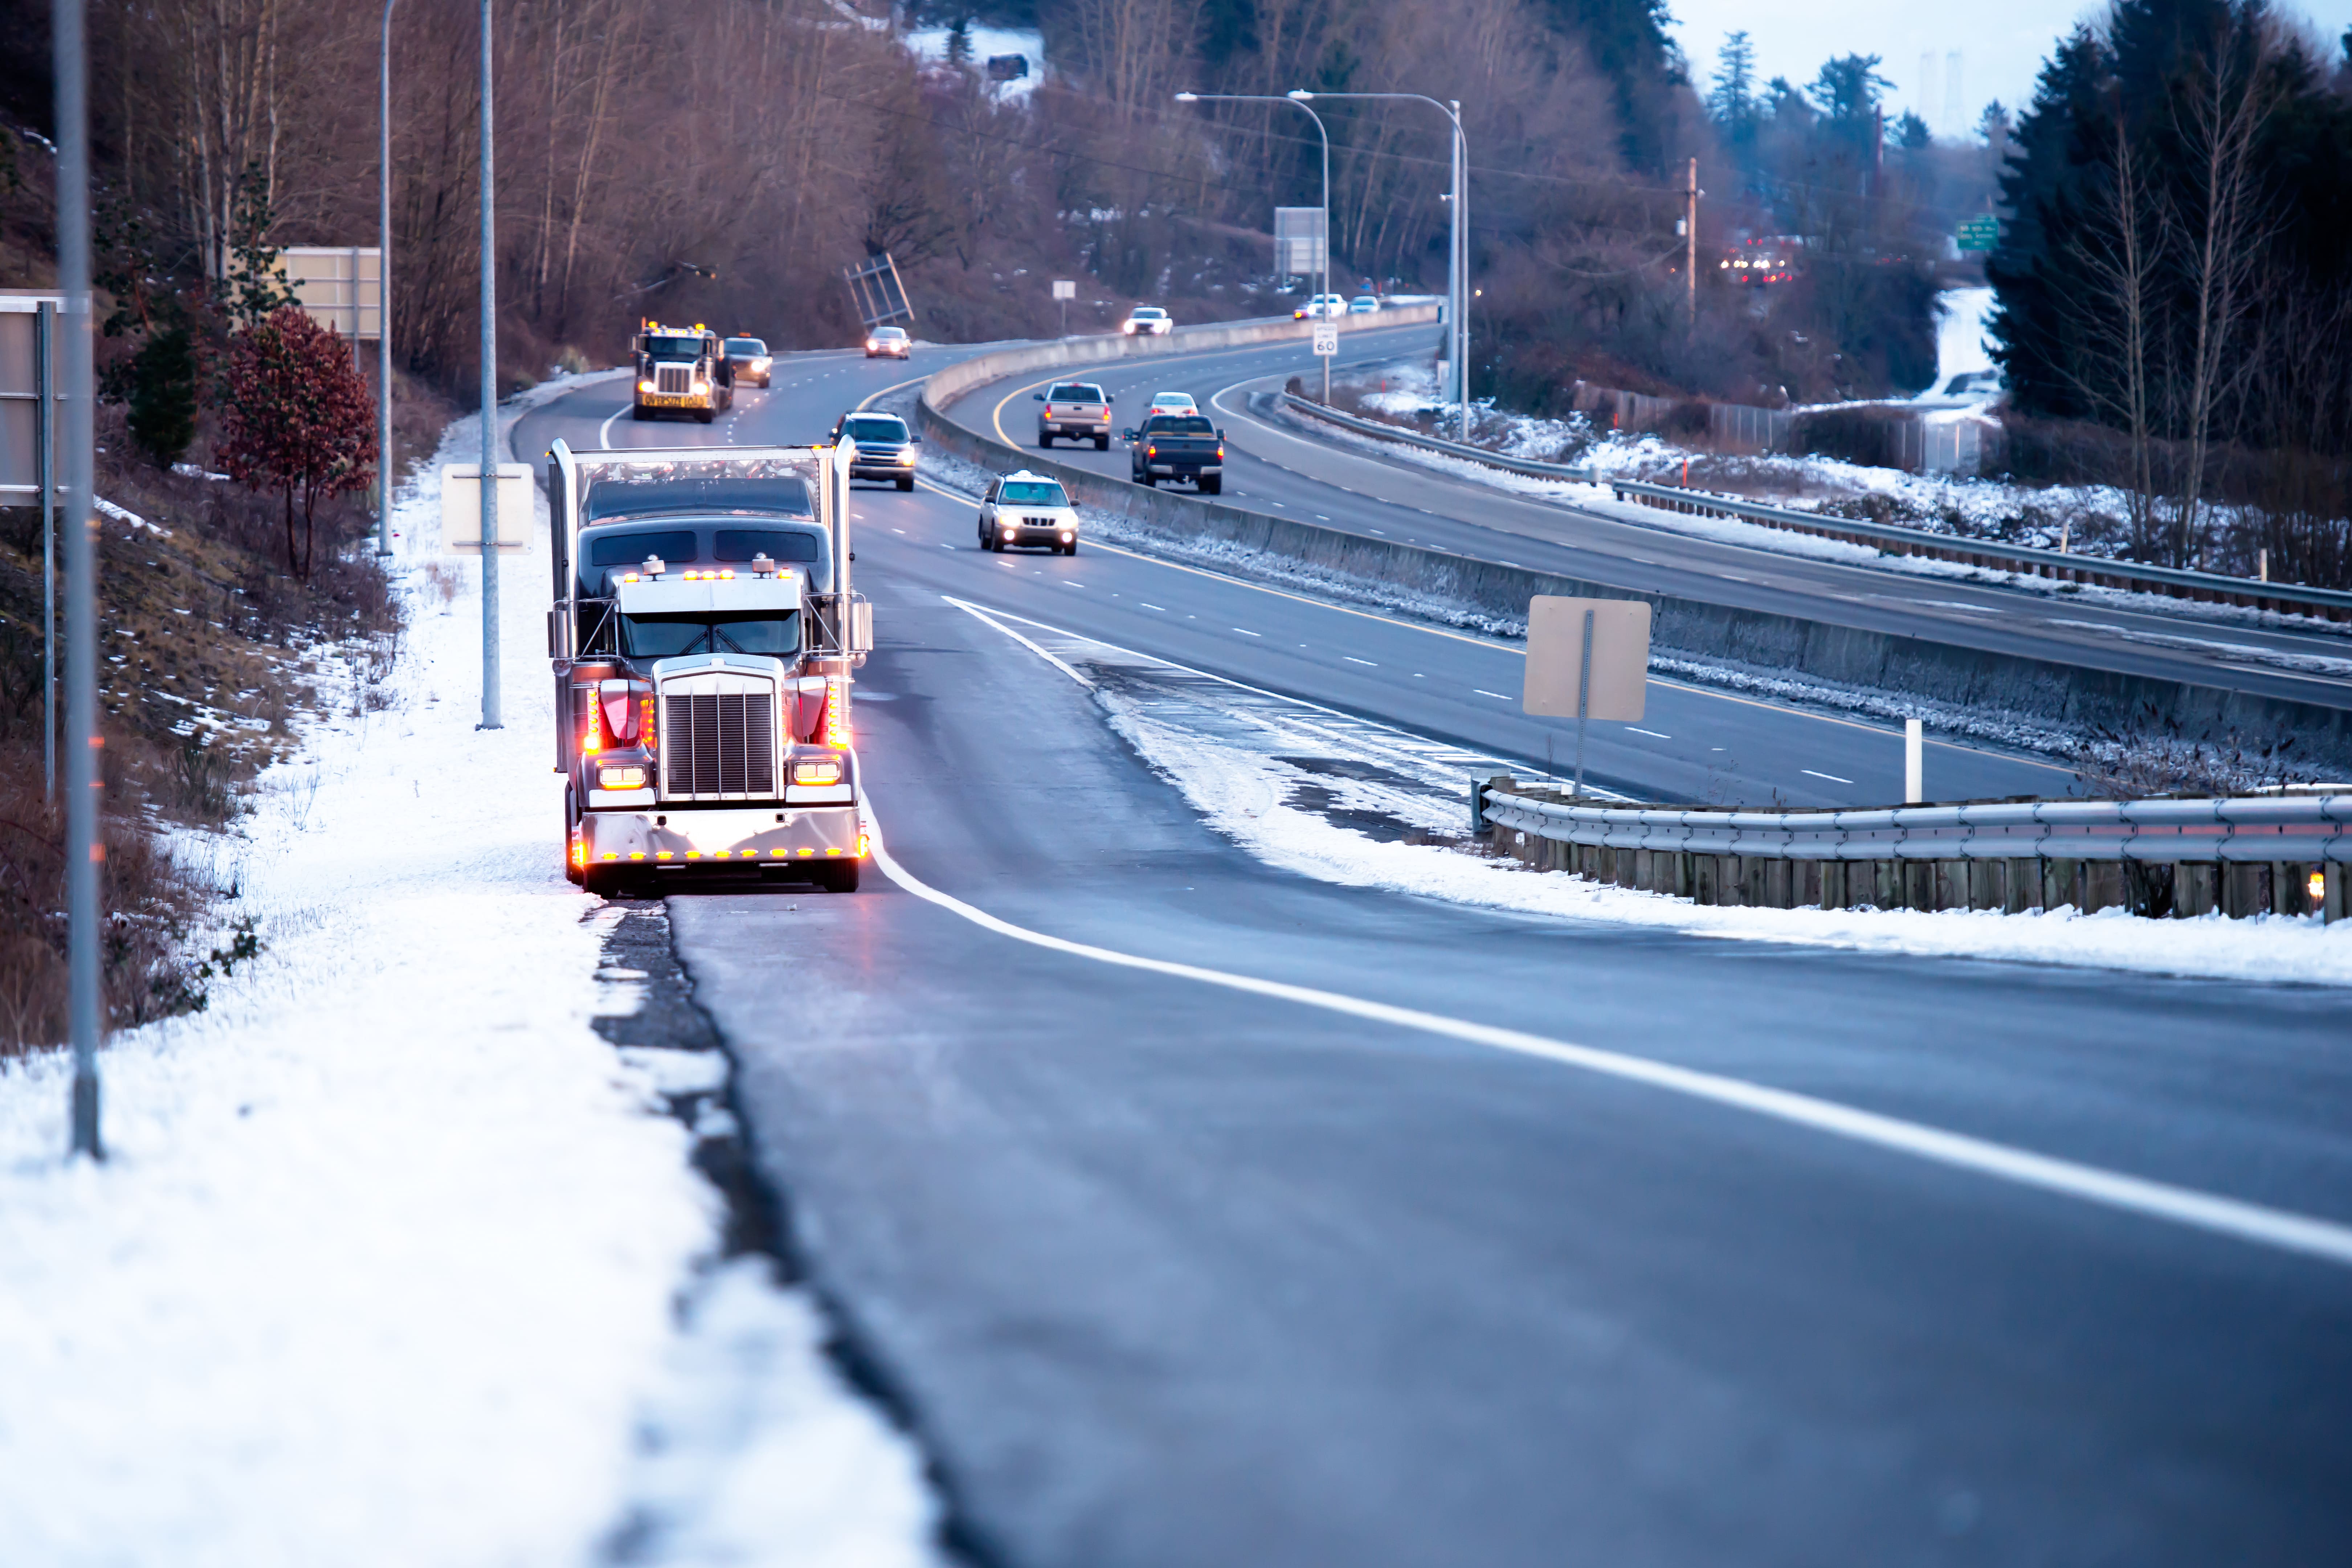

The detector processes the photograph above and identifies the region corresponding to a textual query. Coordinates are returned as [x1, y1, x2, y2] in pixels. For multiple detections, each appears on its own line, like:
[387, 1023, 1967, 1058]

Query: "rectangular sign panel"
[1051, 279, 1076, 300]
[1523, 596, 1650, 721]
[1311, 323, 1339, 357]
[282, 246, 382, 340]
[0, 292, 61, 496]
[1273, 207, 1327, 276]
[440, 464, 535, 554]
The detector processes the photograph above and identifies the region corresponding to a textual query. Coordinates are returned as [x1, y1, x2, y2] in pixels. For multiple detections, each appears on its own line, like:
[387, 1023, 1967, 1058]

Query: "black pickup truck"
[1125, 414, 1226, 494]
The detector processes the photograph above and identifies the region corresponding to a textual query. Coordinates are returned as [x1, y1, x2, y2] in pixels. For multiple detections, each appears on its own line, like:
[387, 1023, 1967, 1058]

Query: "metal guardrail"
[1480, 786, 2352, 865]
[1277, 392, 2352, 622]
[1279, 393, 1596, 485]
[1603, 479, 2352, 621]
[1479, 781, 2350, 919]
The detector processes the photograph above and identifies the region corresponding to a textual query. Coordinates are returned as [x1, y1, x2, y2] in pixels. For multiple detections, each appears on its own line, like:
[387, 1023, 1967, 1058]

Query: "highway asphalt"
[513, 345, 2352, 1567]
[936, 323, 2352, 723]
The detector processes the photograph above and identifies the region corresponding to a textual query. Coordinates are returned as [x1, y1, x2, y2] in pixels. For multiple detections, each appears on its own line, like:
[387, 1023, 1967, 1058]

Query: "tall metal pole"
[1685, 157, 1698, 331]
[476, 0, 501, 729]
[1289, 92, 1466, 434]
[379, 0, 396, 555]
[1177, 91, 1328, 396]
[37, 301, 54, 798]
[54, 0, 101, 1159]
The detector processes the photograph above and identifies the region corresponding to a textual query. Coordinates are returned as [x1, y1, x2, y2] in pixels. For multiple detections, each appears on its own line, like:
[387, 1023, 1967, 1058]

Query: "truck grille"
[654, 363, 694, 395]
[1023, 515, 1057, 527]
[662, 689, 775, 799]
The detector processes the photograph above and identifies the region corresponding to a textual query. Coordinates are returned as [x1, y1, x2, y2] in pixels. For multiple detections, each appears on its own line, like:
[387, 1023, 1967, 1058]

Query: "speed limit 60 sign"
[1311, 322, 1339, 356]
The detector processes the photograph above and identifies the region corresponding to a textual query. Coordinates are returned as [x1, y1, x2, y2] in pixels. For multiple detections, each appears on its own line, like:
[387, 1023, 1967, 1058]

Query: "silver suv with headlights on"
[979, 471, 1080, 554]
[832, 411, 921, 491]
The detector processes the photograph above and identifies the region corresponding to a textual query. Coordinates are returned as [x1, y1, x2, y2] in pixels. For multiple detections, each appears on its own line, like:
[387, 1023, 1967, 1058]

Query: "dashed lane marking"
[1802, 769, 1855, 784]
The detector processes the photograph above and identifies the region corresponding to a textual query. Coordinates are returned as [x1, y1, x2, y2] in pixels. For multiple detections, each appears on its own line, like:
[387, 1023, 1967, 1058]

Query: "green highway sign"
[1958, 216, 1999, 253]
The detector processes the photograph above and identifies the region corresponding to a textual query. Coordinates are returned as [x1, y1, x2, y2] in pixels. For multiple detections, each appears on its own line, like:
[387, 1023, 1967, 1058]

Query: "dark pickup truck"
[1126, 414, 1226, 494]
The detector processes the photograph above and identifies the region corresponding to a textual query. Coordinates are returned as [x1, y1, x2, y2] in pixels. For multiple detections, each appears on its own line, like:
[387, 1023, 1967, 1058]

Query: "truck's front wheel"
[695, 408, 715, 424]
[631, 405, 650, 421]
[583, 863, 637, 899]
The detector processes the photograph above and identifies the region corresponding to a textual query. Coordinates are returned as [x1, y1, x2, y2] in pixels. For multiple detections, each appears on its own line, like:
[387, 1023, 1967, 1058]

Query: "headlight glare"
[598, 765, 648, 790]
[792, 758, 844, 786]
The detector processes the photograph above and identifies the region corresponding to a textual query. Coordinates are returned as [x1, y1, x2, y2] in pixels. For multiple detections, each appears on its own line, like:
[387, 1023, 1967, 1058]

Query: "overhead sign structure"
[1957, 216, 1998, 254]
[1274, 207, 1327, 276]
[844, 252, 914, 330]
[441, 464, 534, 554]
[1524, 595, 1651, 797]
[1311, 322, 1339, 358]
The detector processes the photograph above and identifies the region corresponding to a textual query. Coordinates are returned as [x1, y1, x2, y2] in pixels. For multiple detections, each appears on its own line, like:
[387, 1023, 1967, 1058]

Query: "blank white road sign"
[1524, 596, 1650, 721]
[441, 464, 535, 554]
[1052, 279, 1075, 300]
[1311, 322, 1339, 357]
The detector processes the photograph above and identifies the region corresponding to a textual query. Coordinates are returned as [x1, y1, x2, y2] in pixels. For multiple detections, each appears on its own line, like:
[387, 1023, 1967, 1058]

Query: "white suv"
[1294, 294, 1347, 319]
[1122, 306, 1174, 336]
[979, 471, 1081, 555]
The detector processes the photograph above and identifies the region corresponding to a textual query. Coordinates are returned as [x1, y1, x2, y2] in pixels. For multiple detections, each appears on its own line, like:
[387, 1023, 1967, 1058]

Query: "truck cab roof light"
[750, 552, 777, 577]
[642, 556, 665, 577]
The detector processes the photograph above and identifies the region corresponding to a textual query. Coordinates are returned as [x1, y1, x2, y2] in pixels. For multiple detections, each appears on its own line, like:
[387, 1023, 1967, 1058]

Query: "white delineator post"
[1905, 719, 1924, 804]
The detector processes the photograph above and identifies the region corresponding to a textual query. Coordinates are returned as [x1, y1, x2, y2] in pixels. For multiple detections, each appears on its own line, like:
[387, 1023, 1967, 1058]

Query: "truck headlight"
[598, 764, 647, 790]
[692, 379, 709, 393]
[637, 378, 654, 393]
[792, 758, 844, 786]
[898, 448, 916, 464]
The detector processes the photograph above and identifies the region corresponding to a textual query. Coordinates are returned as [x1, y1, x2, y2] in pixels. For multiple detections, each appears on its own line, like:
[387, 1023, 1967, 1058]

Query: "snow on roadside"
[0, 390, 937, 1566]
[1099, 691, 2352, 988]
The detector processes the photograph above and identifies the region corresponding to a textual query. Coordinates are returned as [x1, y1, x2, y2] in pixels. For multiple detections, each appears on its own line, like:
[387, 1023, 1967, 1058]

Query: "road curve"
[933, 325, 2352, 724]
[512, 343, 2352, 1568]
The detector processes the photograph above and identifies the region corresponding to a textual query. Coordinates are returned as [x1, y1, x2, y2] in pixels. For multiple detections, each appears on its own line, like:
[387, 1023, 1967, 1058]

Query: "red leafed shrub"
[216, 306, 377, 581]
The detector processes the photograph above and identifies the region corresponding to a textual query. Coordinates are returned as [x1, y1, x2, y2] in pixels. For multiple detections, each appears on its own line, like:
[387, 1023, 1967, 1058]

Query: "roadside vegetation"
[0, 133, 414, 1055]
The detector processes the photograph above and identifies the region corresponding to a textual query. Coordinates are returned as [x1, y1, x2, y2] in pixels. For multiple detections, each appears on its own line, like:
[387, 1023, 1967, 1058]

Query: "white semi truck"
[545, 441, 873, 896]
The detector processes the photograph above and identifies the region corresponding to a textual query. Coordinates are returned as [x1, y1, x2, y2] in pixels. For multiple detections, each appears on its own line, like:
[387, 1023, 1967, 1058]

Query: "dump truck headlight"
[598, 764, 647, 790]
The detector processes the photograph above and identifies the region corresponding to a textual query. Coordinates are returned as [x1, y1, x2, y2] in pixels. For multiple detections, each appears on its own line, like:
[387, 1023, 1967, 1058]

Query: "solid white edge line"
[864, 828, 2352, 1270]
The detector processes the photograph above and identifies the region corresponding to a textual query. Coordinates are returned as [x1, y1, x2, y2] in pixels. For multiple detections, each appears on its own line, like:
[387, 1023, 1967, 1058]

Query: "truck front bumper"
[578, 803, 864, 872]
[636, 392, 714, 411]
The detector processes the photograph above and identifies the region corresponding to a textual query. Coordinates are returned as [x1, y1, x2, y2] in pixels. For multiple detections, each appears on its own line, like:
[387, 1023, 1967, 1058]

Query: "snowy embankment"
[0, 380, 936, 1566]
[1104, 698, 2352, 987]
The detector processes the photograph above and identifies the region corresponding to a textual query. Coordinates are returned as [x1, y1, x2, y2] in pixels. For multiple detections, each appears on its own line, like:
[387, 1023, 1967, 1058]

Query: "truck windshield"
[843, 416, 908, 442]
[1047, 384, 1101, 402]
[645, 335, 703, 358]
[620, 612, 798, 658]
[726, 338, 765, 356]
[1000, 481, 1067, 505]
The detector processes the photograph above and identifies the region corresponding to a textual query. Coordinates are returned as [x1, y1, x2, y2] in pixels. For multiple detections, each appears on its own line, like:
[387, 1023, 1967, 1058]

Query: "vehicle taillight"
[1147, 445, 1157, 457]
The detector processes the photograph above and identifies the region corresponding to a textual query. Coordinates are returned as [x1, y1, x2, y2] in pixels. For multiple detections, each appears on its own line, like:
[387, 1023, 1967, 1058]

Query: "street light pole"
[53, 0, 101, 1159]
[476, 0, 501, 730]
[1291, 91, 1468, 439]
[379, 0, 396, 555]
[1173, 91, 1330, 397]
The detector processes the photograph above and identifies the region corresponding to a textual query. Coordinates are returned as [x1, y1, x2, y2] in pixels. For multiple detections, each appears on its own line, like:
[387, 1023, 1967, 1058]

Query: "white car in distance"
[979, 471, 1082, 555]
[1347, 295, 1381, 315]
[1294, 294, 1347, 319]
[1146, 391, 1198, 417]
[1122, 306, 1174, 336]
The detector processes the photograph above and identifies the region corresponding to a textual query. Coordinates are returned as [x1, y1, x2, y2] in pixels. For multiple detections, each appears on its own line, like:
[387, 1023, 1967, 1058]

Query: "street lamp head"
[1174, 92, 1199, 102]
[1286, 89, 1314, 100]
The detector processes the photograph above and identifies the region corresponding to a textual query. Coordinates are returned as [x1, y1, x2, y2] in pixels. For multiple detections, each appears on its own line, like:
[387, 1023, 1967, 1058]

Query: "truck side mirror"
[1033, 392, 1045, 401]
[1122, 429, 1137, 442]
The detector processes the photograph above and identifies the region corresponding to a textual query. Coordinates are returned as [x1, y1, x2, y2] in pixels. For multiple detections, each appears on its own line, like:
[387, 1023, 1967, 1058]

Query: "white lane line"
[891, 527, 906, 534]
[1344, 656, 1377, 666]
[1142, 603, 1167, 611]
[1803, 769, 1855, 784]
[865, 828, 2352, 1271]
[1474, 689, 1511, 700]
[1626, 727, 1671, 739]
[1315, 514, 1331, 521]
[597, 401, 632, 446]
[1234, 627, 1262, 636]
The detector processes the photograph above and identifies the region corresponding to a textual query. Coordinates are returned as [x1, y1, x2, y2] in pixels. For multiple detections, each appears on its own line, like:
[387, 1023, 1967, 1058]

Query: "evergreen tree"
[127, 323, 199, 470]
[1708, 31, 1758, 146]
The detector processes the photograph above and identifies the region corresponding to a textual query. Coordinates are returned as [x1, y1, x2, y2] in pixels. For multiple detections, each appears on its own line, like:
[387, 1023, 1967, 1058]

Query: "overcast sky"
[1662, 0, 2352, 139]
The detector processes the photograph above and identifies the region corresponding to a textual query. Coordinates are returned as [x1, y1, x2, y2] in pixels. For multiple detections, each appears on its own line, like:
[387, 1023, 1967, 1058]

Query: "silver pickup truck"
[1033, 381, 1115, 450]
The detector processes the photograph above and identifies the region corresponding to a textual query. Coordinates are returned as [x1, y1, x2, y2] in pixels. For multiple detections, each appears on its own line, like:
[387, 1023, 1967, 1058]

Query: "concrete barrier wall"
[917, 329, 2352, 774]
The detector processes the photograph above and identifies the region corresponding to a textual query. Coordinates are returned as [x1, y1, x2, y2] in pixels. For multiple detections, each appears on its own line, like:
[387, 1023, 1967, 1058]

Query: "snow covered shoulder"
[0, 395, 934, 1567]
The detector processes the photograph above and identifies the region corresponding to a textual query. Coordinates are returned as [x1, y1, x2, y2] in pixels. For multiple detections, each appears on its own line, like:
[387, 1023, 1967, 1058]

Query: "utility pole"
[379, 0, 397, 555]
[54, 0, 101, 1159]
[1685, 158, 1699, 330]
[476, 0, 501, 730]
